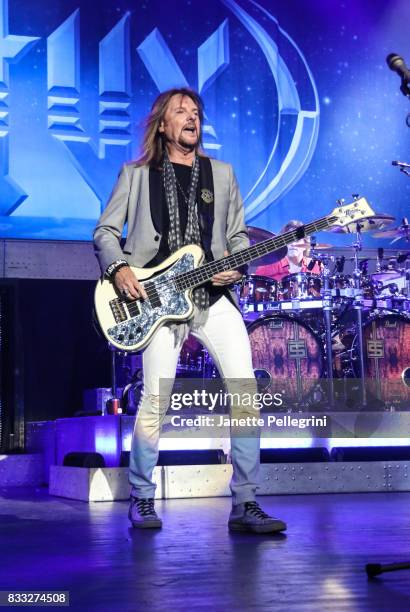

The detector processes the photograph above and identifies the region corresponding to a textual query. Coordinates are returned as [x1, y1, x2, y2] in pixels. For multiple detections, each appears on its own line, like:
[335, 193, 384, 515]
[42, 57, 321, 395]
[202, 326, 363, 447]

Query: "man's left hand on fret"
[211, 250, 243, 286]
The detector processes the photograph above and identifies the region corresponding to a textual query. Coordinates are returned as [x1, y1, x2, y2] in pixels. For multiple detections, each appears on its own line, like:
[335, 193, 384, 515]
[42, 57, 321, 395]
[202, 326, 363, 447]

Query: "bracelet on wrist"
[105, 259, 129, 279]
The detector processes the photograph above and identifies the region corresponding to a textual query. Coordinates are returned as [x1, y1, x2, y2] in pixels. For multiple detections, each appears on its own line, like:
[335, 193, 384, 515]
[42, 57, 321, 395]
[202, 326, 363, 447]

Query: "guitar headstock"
[329, 197, 376, 231]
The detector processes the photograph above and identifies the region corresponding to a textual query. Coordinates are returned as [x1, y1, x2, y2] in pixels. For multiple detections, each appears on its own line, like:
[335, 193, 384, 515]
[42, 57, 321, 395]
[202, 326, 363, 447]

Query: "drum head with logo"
[352, 313, 410, 407]
[247, 314, 324, 408]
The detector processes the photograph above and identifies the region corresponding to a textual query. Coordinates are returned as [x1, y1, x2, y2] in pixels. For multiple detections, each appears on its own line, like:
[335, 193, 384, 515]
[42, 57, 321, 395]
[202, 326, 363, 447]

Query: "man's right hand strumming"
[114, 267, 148, 300]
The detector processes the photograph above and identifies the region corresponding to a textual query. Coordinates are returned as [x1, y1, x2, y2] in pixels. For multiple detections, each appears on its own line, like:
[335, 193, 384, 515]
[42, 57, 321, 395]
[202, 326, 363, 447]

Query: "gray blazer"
[93, 158, 249, 276]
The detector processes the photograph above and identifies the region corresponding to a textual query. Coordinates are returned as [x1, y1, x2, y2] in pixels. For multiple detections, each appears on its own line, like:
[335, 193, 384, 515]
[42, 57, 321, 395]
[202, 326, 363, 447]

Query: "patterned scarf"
[163, 151, 209, 310]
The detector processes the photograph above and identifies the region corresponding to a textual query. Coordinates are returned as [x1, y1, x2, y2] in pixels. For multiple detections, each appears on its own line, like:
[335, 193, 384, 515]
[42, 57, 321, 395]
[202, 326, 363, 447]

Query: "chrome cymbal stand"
[319, 252, 335, 407]
[352, 226, 367, 406]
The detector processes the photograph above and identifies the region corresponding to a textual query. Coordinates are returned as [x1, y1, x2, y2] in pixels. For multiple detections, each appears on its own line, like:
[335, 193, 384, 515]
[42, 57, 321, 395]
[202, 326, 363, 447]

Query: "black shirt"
[147, 162, 226, 305]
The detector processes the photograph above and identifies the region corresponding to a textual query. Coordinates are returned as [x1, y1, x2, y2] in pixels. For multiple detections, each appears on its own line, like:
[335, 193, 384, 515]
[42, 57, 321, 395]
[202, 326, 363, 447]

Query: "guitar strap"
[197, 155, 215, 263]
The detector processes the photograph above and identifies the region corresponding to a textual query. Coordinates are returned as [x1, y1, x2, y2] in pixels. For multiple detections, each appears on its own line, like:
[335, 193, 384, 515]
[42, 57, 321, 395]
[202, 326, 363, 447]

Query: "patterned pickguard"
[107, 253, 195, 348]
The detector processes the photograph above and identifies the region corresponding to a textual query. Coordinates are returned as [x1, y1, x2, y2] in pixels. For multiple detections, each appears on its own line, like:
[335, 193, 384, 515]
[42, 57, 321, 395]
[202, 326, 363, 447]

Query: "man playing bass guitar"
[94, 87, 287, 534]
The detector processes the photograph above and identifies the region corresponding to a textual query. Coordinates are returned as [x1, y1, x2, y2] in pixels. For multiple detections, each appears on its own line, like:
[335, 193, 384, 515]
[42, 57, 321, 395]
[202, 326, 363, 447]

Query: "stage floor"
[1, 489, 410, 611]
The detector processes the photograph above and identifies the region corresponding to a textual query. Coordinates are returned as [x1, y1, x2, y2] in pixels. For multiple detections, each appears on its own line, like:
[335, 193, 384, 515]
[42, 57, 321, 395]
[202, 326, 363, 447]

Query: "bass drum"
[351, 313, 410, 407]
[247, 314, 324, 408]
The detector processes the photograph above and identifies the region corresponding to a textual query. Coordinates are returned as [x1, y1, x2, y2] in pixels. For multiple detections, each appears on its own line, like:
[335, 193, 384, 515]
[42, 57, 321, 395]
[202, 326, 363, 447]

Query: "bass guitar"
[94, 197, 375, 352]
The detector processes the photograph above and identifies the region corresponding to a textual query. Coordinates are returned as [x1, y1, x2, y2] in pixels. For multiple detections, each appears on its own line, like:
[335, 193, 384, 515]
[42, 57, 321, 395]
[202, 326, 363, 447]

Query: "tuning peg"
[336, 198, 345, 206]
[352, 194, 360, 200]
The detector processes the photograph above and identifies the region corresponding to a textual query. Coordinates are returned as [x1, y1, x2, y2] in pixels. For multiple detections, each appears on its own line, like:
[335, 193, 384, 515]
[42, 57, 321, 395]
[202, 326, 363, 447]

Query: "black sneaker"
[128, 497, 162, 529]
[228, 501, 287, 534]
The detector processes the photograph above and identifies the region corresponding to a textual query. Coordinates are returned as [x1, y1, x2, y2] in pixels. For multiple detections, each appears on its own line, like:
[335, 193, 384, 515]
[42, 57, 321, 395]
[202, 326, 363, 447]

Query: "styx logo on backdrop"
[0, 0, 319, 238]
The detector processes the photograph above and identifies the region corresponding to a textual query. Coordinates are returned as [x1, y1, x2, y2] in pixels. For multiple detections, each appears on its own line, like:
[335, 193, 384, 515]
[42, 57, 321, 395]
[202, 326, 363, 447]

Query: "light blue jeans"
[129, 296, 260, 505]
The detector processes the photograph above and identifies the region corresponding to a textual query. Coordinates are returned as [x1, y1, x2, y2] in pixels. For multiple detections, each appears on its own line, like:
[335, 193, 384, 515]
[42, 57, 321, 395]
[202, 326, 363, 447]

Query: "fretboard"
[175, 214, 337, 291]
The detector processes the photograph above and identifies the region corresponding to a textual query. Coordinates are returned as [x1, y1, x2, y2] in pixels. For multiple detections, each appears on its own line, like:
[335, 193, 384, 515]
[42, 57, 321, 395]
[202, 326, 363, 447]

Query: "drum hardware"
[383, 282, 400, 295]
[370, 249, 408, 283]
[372, 217, 410, 243]
[308, 243, 332, 250]
[328, 257, 355, 300]
[376, 246, 384, 275]
[371, 268, 403, 282]
[407, 269, 410, 300]
[308, 235, 332, 254]
[350, 224, 367, 406]
[254, 368, 272, 393]
[274, 298, 324, 312]
[358, 257, 369, 275]
[315, 252, 335, 406]
[344, 255, 380, 261]
[230, 212, 410, 409]
[326, 199, 398, 405]
[334, 254, 346, 274]
[369, 255, 410, 300]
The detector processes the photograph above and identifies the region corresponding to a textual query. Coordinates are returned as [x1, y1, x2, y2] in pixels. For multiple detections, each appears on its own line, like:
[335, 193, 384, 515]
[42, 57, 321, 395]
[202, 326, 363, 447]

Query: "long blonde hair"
[136, 88, 205, 168]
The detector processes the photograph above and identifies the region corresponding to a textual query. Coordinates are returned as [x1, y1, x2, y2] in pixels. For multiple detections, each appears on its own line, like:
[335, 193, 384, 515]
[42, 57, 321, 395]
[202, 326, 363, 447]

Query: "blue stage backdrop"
[0, 0, 409, 245]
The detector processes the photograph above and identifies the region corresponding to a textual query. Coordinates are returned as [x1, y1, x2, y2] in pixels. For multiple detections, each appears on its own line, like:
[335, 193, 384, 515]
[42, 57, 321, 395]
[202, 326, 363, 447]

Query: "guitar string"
[139, 215, 336, 301]
[178, 216, 336, 288]
[174, 217, 333, 290]
[122, 213, 343, 303]
[130, 215, 336, 303]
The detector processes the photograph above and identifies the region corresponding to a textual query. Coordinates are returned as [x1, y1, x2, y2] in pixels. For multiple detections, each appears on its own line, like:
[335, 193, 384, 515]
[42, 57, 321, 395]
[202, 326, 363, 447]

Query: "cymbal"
[246, 226, 287, 265]
[372, 225, 410, 240]
[346, 256, 378, 261]
[247, 226, 275, 243]
[329, 213, 395, 234]
[371, 270, 403, 282]
[309, 243, 333, 250]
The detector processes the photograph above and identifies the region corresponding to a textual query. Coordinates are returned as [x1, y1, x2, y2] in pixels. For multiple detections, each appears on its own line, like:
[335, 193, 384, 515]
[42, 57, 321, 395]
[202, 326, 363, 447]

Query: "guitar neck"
[176, 213, 338, 291]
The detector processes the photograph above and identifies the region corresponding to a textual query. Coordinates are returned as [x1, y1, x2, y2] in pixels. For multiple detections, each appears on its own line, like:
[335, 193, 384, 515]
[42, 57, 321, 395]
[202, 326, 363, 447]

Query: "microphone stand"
[399, 79, 410, 98]
[367, 561, 410, 578]
[398, 76, 410, 126]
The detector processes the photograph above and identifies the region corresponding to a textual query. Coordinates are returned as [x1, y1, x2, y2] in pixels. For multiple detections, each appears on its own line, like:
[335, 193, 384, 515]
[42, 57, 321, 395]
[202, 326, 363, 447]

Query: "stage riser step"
[27, 415, 410, 487]
[49, 461, 410, 502]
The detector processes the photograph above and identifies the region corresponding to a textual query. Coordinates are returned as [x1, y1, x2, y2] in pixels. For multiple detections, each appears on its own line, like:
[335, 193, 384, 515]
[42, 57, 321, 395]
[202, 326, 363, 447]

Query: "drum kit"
[177, 209, 410, 411]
